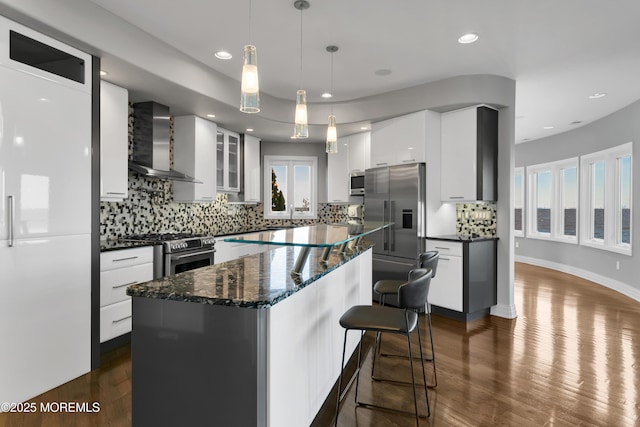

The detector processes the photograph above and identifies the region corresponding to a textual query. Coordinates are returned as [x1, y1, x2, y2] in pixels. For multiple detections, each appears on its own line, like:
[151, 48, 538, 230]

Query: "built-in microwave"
[350, 171, 365, 195]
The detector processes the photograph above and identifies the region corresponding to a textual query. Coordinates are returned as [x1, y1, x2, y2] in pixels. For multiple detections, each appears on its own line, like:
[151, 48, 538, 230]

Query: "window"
[580, 142, 632, 255]
[514, 167, 524, 236]
[526, 157, 579, 243]
[263, 155, 317, 220]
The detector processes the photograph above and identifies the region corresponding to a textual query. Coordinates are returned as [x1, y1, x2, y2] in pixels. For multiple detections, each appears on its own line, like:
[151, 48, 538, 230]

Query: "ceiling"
[88, 0, 640, 144]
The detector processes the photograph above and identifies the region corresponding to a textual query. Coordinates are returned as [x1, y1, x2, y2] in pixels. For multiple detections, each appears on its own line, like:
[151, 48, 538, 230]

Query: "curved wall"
[515, 99, 640, 301]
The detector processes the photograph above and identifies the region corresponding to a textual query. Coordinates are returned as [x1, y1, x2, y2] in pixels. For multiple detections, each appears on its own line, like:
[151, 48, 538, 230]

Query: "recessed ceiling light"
[360, 126, 369, 130]
[458, 33, 479, 44]
[206, 114, 216, 118]
[374, 69, 392, 76]
[589, 93, 606, 99]
[543, 126, 555, 130]
[100, 70, 108, 76]
[246, 128, 254, 132]
[321, 92, 333, 98]
[214, 51, 232, 60]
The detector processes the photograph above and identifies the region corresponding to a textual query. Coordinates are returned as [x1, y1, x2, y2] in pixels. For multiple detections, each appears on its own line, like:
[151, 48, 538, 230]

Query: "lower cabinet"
[426, 238, 497, 322]
[100, 246, 154, 343]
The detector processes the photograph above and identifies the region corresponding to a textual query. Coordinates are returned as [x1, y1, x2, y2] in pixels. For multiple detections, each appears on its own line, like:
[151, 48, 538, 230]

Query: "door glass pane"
[514, 173, 523, 232]
[293, 164, 312, 213]
[271, 165, 287, 211]
[562, 167, 578, 236]
[619, 156, 631, 244]
[216, 132, 224, 187]
[592, 161, 605, 240]
[535, 171, 551, 233]
[228, 134, 239, 189]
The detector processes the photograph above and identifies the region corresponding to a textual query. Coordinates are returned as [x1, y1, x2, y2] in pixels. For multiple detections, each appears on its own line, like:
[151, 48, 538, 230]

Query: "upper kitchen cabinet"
[173, 115, 217, 202]
[243, 133, 261, 203]
[347, 131, 370, 173]
[100, 81, 129, 201]
[441, 106, 498, 202]
[217, 127, 241, 193]
[327, 136, 350, 203]
[370, 110, 439, 168]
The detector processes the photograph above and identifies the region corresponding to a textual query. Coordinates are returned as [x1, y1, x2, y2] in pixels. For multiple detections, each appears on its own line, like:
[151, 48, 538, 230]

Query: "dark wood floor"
[1, 263, 638, 427]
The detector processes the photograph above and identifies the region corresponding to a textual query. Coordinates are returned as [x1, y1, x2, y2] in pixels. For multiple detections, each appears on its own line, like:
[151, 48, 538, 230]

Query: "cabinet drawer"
[426, 240, 463, 257]
[100, 300, 132, 343]
[100, 262, 153, 306]
[100, 246, 154, 271]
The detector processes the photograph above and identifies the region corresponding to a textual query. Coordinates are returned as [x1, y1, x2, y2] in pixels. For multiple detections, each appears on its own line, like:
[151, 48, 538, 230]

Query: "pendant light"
[325, 45, 338, 153]
[240, 0, 260, 113]
[292, 0, 309, 139]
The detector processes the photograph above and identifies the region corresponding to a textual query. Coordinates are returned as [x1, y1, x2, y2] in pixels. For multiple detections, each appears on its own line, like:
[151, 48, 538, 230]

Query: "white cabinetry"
[173, 115, 217, 202]
[215, 235, 271, 264]
[243, 134, 261, 203]
[327, 136, 350, 203]
[100, 246, 154, 342]
[100, 81, 129, 201]
[347, 131, 370, 173]
[425, 240, 463, 312]
[217, 127, 241, 192]
[440, 106, 498, 202]
[370, 110, 439, 167]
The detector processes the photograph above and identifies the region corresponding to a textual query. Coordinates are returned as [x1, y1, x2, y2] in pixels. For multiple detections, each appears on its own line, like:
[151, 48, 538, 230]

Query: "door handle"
[8, 196, 14, 247]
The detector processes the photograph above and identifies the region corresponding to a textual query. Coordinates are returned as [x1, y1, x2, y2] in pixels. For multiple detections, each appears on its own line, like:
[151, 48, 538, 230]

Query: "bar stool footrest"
[355, 401, 430, 419]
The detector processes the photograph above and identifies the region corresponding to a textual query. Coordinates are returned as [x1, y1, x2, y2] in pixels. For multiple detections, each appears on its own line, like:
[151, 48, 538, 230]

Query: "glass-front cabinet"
[216, 127, 241, 192]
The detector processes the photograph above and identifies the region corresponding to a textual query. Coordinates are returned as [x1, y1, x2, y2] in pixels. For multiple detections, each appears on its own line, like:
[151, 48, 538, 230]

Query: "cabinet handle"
[449, 196, 465, 199]
[402, 159, 416, 163]
[201, 196, 214, 200]
[433, 246, 451, 250]
[439, 257, 451, 261]
[106, 191, 126, 195]
[375, 162, 388, 166]
[112, 315, 132, 324]
[7, 195, 14, 247]
[112, 256, 139, 262]
[113, 281, 138, 289]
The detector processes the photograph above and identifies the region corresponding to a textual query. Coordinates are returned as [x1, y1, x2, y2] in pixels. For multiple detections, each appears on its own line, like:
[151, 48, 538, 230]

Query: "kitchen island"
[127, 223, 387, 427]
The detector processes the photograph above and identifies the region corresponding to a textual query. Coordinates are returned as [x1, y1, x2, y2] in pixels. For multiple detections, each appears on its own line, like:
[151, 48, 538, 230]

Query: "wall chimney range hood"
[129, 101, 202, 183]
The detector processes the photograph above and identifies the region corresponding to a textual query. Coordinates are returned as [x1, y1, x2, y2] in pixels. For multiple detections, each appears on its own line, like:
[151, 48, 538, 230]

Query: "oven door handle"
[170, 248, 216, 260]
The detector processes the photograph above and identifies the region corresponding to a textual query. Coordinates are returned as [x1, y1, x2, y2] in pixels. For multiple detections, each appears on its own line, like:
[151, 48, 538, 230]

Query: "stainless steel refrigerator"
[365, 163, 426, 306]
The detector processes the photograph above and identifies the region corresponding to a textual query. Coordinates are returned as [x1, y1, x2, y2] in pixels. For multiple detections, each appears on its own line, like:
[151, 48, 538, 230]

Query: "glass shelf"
[224, 222, 391, 276]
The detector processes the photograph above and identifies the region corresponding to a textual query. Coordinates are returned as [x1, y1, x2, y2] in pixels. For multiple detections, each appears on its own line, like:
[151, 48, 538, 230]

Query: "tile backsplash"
[100, 105, 351, 240]
[456, 202, 497, 237]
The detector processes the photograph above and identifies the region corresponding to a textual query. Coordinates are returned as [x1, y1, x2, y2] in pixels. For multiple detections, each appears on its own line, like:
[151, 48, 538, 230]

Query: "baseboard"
[515, 255, 640, 303]
[490, 303, 518, 319]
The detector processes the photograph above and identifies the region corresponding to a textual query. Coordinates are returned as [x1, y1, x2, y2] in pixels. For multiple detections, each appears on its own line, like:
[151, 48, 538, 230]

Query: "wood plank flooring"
[1, 262, 638, 427]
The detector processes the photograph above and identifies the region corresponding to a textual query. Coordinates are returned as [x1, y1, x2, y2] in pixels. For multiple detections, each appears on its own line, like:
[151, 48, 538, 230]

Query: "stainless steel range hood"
[129, 101, 202, 183]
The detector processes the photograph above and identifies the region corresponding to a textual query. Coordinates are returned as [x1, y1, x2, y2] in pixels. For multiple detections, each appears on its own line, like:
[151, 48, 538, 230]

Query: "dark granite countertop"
[427, 234, 499, 243]
[126, 242, 373, 309]
[100, 240, 158, 252]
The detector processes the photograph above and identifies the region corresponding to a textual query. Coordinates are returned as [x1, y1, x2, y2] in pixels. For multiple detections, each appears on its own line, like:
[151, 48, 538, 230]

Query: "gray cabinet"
[426, 237, 497, 322]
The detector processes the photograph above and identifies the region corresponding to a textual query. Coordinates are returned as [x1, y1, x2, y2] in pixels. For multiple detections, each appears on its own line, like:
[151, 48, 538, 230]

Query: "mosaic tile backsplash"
[99, 104, 352, 240]
[456, 202, 497, 237]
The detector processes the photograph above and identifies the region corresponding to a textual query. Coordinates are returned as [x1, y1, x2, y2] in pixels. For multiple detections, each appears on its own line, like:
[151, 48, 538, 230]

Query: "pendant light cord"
[330, 51, 334, 114]
[249, 0, 252, 44]
[299, 6, 303, 88]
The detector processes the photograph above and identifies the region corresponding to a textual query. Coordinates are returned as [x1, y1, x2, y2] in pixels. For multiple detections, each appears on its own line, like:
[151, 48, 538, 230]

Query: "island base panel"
[131, 298, 267, 427]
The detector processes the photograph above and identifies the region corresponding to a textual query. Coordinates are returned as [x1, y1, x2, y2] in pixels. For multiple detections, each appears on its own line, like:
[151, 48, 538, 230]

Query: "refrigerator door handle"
[389, 200, 395, 252]
[8, 195, 14, 247]
[383, 200, 388, 251]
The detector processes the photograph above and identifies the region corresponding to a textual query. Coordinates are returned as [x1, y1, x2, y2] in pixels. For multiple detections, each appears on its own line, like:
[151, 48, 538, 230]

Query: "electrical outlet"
[515, 241, 519, 248]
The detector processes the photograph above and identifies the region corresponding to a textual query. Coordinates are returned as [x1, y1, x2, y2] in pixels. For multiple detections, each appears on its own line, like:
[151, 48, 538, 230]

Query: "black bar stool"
[373, 251, 439, 387]
[335, 268, 433, 426]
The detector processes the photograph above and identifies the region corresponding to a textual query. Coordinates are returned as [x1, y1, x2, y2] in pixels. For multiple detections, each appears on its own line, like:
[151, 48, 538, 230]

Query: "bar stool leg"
[406, 331, 419, 426]
[354, 331, 364, 404]
[335, 331, 348, 427]
[415, 315, 431, 417]
[426, 304, 437, 387]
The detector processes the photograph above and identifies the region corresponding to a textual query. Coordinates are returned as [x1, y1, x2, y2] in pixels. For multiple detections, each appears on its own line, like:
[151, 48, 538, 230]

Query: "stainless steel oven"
[166, 245, 215, 276]
[121, 233, 216, 277]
